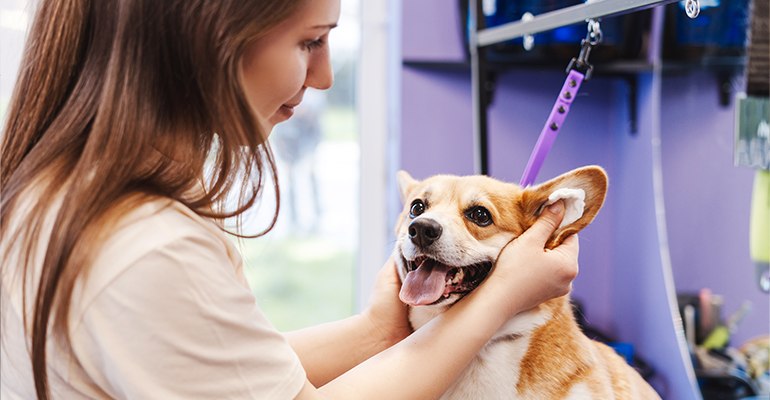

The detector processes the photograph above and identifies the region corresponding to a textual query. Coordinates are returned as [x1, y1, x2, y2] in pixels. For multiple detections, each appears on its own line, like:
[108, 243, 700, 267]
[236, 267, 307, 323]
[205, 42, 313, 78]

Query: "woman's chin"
[253, 107, 295, 144]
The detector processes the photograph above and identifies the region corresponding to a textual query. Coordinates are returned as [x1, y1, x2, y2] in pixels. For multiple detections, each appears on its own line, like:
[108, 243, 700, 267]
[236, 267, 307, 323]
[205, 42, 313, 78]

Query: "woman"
[0, 0, 580, 399]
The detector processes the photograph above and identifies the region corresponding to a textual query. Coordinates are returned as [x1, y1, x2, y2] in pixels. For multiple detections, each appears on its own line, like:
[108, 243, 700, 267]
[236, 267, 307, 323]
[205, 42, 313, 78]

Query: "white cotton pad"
[545, 188, 585, 228]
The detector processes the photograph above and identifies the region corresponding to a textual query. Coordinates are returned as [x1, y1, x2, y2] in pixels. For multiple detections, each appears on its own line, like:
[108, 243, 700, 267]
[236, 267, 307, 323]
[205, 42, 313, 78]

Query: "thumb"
[523, 200, 565, 246]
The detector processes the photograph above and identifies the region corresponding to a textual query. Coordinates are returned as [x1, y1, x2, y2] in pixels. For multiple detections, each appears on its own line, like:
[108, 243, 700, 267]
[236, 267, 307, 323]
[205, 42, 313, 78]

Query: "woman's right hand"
[485, 200, 580, 317]
[361, 257, 413, 348]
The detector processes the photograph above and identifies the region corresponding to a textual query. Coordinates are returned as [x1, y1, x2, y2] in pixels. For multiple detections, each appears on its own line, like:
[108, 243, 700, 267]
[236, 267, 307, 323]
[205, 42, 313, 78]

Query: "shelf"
[403, 57, 747, 76]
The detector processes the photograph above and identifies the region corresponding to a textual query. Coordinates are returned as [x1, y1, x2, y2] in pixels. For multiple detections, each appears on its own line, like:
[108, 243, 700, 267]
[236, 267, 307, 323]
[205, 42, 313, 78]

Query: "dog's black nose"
[408, 219, 442, 248]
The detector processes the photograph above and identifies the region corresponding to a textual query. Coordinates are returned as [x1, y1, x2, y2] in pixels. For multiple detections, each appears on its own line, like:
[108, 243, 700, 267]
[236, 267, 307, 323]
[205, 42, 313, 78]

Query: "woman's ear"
[397, 170, 419, 205]
[519, 166, 608, 249]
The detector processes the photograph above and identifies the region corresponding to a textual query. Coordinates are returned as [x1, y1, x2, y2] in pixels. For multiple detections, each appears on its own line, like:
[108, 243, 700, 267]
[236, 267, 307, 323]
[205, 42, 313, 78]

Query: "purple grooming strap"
[519, 69, 585, 187]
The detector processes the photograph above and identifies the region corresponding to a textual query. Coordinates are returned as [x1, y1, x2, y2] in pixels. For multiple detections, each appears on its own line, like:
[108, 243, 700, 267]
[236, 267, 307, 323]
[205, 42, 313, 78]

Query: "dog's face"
[393, 166, 608, 311]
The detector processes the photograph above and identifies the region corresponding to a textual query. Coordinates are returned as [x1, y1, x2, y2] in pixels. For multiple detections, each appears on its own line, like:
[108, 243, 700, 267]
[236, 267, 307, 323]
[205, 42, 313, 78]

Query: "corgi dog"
[393, 166, 661, 400]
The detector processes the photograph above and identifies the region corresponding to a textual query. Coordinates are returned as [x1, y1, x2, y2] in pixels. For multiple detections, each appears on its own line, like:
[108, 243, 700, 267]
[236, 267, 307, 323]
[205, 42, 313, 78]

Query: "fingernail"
[548, 200, 563, 214]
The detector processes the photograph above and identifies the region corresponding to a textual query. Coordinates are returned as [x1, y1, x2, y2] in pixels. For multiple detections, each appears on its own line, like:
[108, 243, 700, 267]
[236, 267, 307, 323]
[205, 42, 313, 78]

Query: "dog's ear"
[519, 166, 608, 249]
[397, 170, 420, 204]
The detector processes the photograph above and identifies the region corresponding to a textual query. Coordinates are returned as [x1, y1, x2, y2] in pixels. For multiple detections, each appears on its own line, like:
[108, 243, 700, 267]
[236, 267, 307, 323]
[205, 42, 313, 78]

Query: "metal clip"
[566, 20, 602, 81]
[522, 12, 535, 51]
[685, 0, 700, 18]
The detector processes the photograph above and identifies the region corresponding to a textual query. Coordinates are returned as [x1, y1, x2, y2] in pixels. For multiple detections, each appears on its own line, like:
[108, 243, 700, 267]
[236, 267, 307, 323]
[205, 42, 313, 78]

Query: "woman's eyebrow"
[310, 23, 338, 30]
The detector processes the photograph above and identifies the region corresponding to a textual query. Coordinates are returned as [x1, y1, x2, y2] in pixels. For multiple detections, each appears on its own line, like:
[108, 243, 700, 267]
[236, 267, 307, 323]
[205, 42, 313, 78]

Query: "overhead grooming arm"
[469, 0, 702, 176]
[477, 0, 685, 48]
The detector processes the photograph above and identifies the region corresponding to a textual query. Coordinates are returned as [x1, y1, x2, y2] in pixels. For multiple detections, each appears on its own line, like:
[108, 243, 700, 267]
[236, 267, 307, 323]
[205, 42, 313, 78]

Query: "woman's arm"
[284, 274, 410, 387]
[294, 200, 578, 399]
[285, 317, 387, 388]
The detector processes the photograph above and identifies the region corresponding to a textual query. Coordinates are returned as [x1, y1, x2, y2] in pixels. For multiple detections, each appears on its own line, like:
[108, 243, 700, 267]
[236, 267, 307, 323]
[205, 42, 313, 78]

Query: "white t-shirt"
[1, 196, 307, 399]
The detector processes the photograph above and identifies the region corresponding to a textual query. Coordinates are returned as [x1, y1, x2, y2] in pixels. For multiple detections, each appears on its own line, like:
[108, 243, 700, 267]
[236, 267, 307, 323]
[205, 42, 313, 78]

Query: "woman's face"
[240, 0, 340, 136]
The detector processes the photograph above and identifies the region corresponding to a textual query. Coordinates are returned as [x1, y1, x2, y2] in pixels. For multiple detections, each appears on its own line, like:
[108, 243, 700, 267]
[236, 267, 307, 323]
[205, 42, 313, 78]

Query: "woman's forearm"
[285, 313, 398, 387]
[288, 275, 511, 397]
[286, 257, 410, 387]
[312, 276, 517, 400]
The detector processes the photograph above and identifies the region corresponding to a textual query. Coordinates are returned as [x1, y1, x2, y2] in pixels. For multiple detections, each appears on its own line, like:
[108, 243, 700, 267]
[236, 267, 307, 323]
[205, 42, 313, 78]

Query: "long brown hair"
[0, 0, 303, 398]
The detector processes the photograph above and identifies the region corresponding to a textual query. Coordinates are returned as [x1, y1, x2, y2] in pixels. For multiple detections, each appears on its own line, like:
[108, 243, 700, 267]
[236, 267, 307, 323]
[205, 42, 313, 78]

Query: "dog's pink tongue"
[399, 258, 450, 306]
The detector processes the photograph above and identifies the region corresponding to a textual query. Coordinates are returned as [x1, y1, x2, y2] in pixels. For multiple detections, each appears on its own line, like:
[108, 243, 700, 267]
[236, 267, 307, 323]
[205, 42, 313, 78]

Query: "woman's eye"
[409, 200, 425, 218]
[467, 206, 492, 226]
[305, 37, 325, 51]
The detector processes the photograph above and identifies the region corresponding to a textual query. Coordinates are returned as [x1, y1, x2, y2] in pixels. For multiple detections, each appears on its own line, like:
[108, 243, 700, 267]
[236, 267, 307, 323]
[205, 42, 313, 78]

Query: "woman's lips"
[276, 104, 296, 120]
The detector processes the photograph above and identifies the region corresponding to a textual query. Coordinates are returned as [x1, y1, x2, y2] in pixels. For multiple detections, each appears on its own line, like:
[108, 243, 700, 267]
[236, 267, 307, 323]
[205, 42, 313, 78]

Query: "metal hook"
[577, 38, 593, 65]
[566, 19, 601, 81]
[685, 0, 700, 18]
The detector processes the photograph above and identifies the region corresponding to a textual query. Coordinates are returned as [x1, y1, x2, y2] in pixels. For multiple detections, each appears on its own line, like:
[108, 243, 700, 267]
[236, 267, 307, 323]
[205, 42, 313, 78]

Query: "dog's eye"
[410, 200, 425, 218]
[466, 206, 492, 226]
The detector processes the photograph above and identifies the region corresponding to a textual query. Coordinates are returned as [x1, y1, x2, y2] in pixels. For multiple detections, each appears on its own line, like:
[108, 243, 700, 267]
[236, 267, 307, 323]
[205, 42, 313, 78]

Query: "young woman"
[0, 0, 580, 399]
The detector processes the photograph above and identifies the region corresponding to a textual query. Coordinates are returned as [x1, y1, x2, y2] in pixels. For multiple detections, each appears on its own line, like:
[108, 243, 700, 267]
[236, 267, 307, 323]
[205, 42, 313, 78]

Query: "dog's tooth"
[450, 269, 464, 284]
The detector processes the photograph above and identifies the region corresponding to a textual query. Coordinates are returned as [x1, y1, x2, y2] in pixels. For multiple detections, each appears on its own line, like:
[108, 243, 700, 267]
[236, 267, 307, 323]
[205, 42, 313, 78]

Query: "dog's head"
[393, 166, 608, 310]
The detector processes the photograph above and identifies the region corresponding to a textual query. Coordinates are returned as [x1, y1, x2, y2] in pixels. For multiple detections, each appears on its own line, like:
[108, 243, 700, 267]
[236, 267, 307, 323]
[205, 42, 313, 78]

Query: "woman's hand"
[486, 200, 580, 317]
[361, 257, 412, 348]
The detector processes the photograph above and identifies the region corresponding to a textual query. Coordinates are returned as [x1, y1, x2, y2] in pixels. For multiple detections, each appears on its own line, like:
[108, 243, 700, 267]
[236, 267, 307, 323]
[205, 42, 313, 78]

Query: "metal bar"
[478, 0, 680, 47]
[469, 0, 487, 175]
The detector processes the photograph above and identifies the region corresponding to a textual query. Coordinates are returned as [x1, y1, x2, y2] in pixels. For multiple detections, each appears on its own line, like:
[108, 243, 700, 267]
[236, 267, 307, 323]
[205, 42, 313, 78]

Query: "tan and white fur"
[393, 166, 661, 400]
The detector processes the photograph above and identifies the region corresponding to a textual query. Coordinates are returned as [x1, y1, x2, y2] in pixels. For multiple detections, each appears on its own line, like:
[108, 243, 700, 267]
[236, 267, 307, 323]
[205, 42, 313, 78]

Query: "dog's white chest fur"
[441, 336, 532, 400]
[410, 307, 552, 400]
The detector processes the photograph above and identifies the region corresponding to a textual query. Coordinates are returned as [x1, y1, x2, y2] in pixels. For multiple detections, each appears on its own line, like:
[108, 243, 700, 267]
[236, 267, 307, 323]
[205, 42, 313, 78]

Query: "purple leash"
[519, 69, 585, 187]
[519, 20, 601, 187]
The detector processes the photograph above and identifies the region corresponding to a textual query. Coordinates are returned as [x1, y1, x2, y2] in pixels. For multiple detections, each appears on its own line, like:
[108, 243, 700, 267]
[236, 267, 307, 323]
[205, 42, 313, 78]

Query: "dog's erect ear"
[519, 166, 608, 249]
[397, 170, 420, 204]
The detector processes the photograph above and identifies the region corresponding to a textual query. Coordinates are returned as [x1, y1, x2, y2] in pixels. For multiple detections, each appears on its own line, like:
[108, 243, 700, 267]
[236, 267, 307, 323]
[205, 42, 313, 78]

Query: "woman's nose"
[305, 47, 334, 90]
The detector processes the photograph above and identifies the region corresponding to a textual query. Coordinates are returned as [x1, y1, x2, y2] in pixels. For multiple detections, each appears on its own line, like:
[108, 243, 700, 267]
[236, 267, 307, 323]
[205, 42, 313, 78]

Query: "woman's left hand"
[361, 257, 412, 348]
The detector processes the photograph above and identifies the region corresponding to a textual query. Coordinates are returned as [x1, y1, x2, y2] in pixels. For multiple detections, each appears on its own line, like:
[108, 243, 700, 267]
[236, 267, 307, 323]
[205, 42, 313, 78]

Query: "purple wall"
[401, 67, 474, 177]
[609, 73, 699, 399]
[402, 0, 466, 62]
[660, 71, 768, 348]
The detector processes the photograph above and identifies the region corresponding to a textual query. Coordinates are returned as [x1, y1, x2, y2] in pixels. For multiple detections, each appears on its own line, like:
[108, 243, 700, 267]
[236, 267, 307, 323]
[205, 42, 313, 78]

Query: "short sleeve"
[69, 231, 307, 400]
